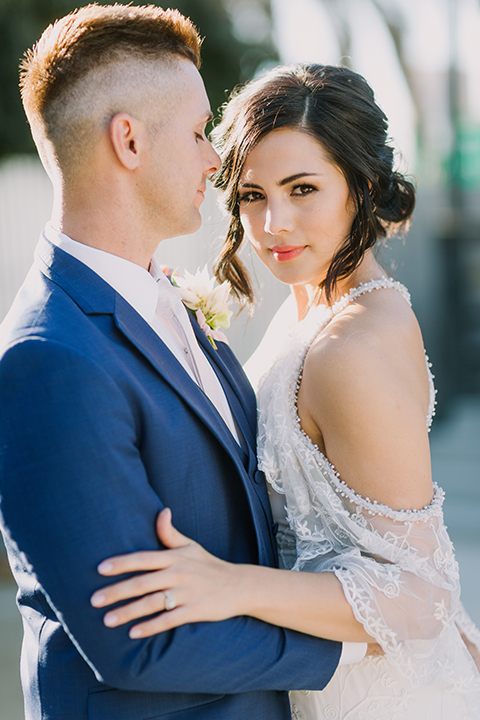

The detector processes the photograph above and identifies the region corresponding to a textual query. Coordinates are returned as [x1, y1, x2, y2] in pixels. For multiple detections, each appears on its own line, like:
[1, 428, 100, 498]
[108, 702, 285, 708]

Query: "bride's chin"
[273, 270, 325, 290]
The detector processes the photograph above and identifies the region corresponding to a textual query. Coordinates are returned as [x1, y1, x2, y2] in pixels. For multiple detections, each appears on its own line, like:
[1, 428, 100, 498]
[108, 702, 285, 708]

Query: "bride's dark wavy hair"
[211, 64, 415, 305]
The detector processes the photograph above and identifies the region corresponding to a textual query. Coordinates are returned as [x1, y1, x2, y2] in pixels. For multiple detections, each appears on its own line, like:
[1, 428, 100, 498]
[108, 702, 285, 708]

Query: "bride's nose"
[264, 201, 294, 235]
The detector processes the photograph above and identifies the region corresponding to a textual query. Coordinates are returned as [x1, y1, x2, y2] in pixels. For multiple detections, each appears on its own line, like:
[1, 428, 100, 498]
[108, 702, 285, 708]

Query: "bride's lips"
[270, 245, 306, 262]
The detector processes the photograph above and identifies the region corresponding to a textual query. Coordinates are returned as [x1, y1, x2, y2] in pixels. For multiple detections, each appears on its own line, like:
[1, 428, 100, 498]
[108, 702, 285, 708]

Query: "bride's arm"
[91, 508, 373, 642]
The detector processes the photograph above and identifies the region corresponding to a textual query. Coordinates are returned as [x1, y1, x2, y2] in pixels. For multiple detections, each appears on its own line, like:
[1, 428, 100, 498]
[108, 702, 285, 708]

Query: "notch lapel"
[37, 240, 276, 564]
[190, 320, 256, 450]
[36, 238, 244, 469]
[114, 296, 250, 467]
[37, 239, 272, 535]
[189, 320, 276, 525]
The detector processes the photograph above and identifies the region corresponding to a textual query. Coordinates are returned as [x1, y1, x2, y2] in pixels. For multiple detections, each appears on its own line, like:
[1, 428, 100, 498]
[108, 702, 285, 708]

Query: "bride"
[91, 65, 480, 717]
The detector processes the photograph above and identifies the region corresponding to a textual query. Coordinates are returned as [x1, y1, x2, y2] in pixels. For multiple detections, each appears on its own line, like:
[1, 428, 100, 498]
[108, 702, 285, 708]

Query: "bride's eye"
[291, 184, 317, 196]
[238, 190, 264, 204]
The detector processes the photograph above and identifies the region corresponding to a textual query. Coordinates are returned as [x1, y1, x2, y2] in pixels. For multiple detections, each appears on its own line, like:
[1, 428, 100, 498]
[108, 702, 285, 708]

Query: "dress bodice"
[255, 279, 480, 698]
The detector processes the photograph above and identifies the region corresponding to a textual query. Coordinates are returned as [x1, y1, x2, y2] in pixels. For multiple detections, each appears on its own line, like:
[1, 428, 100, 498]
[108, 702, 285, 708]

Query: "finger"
[97, 550, 173, 576]
[156, 508, 191, 550]
[91, 569, 172, 608]
[103, 590, 170, 628]
[129, 606, 192, 639]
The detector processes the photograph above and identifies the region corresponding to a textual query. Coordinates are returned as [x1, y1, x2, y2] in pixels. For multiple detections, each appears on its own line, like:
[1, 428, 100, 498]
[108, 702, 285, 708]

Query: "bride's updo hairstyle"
[212, 64, 415, 304]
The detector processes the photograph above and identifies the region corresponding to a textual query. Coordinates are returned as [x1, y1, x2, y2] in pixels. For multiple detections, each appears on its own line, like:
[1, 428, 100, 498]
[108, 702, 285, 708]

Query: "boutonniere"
[172, 266, 233, 349]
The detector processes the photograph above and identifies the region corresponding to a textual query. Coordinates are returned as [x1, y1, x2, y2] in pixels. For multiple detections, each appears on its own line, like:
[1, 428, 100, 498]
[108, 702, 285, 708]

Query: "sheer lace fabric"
[255, 280, 480, 716]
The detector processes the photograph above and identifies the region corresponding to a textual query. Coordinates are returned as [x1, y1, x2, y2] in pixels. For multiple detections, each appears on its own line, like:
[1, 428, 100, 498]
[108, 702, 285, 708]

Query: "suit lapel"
[187, 319, 277, 525]
[190, 319, 256, 450]
[36, 239, 249, 475]
[37, 239, 276, 563]
[109, 303, 274, 558]
[114, 297, 246, 458]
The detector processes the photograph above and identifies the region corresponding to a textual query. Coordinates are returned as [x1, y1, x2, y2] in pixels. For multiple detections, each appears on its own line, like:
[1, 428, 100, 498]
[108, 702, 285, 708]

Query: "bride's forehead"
[245, 129, 328, 163]
[239, 132, 335, 184]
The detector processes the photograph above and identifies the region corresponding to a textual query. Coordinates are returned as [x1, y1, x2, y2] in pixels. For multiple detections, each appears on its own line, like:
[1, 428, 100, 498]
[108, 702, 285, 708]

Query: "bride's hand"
[90, 508, 245, 638]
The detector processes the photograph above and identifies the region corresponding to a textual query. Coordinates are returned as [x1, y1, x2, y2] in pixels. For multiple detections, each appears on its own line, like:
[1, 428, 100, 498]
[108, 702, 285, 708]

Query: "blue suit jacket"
[0, 236, 341, 720]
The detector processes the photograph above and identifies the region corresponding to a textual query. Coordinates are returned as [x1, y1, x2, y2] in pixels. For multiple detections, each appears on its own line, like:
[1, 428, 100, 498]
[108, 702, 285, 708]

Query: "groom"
[0, 5, 360, 719]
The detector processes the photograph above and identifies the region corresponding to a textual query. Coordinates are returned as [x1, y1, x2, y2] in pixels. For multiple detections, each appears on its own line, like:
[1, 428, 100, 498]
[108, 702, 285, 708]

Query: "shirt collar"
[44, 223, 160, 324]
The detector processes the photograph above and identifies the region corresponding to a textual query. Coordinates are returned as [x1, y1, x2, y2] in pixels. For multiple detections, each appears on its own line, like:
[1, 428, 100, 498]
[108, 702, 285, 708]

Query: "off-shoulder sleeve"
[269, 436, 478, 688]
[258, 367, 479, 690]
[256, 304, 480, 692]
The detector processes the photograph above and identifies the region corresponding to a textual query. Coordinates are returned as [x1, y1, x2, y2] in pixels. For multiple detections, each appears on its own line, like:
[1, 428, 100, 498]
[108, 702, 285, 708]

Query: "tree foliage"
[0, 0, 277, 156]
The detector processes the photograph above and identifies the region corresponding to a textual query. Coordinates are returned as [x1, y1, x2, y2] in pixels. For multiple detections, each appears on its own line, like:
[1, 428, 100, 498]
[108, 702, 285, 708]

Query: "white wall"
[0, 156, 53, 321]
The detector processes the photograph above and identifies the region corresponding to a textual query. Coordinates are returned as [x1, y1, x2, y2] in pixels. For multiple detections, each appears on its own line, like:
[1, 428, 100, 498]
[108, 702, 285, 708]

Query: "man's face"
[139, 59, 221, 241]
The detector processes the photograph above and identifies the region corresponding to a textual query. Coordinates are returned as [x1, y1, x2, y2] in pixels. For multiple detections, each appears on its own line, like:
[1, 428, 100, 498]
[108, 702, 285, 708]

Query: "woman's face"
[238, 128, 356, 290]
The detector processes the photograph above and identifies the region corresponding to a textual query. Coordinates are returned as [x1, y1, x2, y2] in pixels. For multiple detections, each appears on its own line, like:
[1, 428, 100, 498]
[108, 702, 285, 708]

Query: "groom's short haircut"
[20, 3, 201, 175]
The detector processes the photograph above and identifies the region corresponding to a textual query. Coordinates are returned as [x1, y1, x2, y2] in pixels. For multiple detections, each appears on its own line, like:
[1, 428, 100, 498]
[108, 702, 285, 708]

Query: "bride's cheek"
[244, 231, 263, 258]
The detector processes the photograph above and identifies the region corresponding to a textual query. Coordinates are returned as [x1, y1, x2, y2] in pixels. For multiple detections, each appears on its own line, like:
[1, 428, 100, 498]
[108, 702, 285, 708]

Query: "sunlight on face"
[139, 59, 220, 240]
[238, 128, 356, 291]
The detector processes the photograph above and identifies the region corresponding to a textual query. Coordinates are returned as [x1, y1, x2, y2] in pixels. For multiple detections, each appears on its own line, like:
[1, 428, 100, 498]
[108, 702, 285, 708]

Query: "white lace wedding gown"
[246, 279, 480, 720]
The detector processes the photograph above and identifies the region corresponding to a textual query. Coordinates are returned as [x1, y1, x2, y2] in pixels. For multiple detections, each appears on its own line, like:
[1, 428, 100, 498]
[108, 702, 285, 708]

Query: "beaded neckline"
[328, 277, 412, 316]
[290, 277, 442, 521]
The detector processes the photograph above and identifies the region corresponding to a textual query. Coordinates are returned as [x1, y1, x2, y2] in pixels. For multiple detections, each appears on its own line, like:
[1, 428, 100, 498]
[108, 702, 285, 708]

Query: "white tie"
[154, 275, 242, 446]
[155, 276, 204, 387]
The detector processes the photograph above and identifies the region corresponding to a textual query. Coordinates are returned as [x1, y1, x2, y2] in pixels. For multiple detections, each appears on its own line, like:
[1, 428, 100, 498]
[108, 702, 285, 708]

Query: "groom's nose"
[204, 140, 221, 176]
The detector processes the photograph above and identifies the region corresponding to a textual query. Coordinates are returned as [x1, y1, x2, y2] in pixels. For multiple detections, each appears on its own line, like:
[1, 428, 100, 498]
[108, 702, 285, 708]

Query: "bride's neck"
[291, 252, 386, 322]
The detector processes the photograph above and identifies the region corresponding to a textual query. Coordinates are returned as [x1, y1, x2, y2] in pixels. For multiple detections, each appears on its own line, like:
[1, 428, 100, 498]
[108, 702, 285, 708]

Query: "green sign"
[458, 126, 480, 189]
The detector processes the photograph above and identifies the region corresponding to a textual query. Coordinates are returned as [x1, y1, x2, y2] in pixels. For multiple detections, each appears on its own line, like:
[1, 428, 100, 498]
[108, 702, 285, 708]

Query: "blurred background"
[0, 0, 479, 717]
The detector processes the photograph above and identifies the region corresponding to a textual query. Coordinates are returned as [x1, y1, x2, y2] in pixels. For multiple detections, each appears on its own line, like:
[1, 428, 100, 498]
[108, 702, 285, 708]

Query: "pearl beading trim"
[330, 277, 412, 315]
[290, 278, 443, 521]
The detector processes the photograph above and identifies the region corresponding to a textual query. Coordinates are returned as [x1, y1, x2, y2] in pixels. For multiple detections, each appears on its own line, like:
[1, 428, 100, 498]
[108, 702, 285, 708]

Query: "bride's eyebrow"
[238, 182, 262, 189]
[239, 172, 320, 191]
[278, 172, 320, 186]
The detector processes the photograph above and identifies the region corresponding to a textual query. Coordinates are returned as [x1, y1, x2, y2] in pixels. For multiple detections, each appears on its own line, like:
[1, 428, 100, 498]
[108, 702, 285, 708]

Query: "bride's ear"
[109, 113, 141, 170]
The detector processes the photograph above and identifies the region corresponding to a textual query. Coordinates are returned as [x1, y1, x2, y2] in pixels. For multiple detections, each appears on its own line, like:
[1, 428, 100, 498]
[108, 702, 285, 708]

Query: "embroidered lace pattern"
[256, 279, 480, 705]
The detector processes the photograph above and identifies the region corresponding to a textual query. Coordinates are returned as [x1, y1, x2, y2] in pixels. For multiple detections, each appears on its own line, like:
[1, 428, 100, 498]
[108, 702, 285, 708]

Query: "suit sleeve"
[0, 337, 341, 693]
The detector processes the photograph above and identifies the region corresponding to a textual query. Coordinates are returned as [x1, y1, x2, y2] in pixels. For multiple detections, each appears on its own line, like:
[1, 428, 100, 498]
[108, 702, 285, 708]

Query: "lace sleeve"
[256, 305, 480, 691]
[456, 601, 480, 652]
[279, 448, 466, 687]
[259, 405, 474, 688]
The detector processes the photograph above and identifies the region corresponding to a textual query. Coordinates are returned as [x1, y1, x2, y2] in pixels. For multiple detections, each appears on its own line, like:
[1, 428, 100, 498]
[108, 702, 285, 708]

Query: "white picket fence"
[0, 155, 288, 364]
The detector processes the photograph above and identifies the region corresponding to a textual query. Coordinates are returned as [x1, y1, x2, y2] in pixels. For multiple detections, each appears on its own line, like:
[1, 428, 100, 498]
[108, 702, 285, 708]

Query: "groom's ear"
[109, 113, 141, 171]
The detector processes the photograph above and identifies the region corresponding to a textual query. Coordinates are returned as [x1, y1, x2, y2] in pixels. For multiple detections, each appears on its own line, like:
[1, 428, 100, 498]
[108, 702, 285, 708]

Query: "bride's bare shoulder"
[309, 286, 424, 379]
[298, 287, 433, 510]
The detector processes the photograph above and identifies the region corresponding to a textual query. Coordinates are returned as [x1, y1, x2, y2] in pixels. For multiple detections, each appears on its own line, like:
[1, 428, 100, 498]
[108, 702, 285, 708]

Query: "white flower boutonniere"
[172, 266, 233, 349]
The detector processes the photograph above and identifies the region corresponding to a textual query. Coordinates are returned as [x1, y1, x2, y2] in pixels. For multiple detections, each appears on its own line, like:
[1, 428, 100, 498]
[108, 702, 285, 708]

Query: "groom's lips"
[270, 245, 306, 262]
